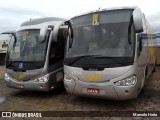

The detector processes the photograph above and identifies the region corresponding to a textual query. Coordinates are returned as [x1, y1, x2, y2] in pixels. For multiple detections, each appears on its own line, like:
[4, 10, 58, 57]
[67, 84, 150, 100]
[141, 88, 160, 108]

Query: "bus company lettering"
[11, 112, 42, 117]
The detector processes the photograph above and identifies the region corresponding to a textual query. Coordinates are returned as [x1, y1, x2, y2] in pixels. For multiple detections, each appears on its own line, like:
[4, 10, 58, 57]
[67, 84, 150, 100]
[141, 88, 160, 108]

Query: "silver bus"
[64, 7, 157, 100]
[2, 17, 68, 91]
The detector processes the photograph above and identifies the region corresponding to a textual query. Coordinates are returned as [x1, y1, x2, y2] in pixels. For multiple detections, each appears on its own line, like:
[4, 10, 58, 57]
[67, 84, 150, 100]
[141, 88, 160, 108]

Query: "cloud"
[0, 6, 46, 33]
[147, 13, 160, 33]
[0, 6, 45, 16]
[0, 0, 160, 34]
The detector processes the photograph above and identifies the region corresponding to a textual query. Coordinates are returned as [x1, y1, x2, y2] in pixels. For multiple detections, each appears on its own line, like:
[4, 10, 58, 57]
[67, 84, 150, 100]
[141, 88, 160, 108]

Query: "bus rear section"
[64, 7, 156, 100]
[3, 17, 68, 91]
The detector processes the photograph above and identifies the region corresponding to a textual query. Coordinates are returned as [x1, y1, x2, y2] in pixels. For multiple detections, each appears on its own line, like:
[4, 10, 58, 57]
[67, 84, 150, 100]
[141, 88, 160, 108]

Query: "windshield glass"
[67, 9, 134, 58]
[6, 29, 48, 69]
[65, 9, 136, 68]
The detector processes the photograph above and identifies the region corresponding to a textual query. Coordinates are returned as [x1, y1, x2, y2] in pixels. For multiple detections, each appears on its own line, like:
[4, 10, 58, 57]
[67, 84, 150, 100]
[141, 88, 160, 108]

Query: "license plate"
[16, 84, 24, 89]
[87, 88, 100, 94]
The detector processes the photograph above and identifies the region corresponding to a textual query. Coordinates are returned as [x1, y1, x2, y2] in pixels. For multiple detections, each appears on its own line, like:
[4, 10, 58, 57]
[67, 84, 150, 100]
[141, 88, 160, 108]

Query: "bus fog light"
[64, 74, 74, 83]
[40, 85, 43, 89]
[33, 74, 49, 83]
[114, 76, 136, 86]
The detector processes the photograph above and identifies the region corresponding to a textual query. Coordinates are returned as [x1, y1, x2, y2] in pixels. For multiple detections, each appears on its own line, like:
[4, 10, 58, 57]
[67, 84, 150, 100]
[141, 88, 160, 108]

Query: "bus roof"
[21, 17, 67, 27]
[71, 6, 137, 19]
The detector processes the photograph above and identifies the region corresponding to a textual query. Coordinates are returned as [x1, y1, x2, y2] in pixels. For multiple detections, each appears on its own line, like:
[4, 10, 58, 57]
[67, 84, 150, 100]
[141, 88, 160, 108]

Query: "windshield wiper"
[102, 57, 129, 66]
[6, 59, 21, 67]
[6, 61, 23, 68]
[67, 55, 103, 65]
[67, 56, 131, 66]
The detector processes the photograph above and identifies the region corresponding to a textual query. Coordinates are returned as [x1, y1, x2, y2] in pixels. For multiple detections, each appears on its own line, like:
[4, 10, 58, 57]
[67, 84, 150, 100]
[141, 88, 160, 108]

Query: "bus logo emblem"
[18, 63, 23, 69]
[81, 74, 103, 81]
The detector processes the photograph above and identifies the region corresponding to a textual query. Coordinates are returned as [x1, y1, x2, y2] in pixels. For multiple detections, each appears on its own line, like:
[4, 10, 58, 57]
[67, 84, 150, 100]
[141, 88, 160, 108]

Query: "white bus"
[64, 7, 157, 100]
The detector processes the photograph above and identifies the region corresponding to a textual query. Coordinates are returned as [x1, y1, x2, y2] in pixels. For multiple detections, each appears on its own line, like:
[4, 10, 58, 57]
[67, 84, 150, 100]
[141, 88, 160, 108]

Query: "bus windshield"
[67, 9, 135, 58]
[6, 29, 48, 69]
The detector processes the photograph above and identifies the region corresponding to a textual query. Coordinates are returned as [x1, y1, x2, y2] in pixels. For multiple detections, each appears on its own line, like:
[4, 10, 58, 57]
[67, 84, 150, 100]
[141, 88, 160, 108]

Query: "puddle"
[0, 96, 6, 103]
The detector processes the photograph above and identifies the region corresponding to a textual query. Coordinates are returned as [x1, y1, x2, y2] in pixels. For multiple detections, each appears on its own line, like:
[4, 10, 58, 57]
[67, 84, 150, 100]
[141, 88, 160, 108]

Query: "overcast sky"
[0, 0, 160, 39]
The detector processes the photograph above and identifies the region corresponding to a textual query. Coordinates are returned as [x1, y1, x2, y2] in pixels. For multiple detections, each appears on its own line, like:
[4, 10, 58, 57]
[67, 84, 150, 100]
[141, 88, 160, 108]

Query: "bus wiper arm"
[10, 61, 33, 63]
[104, 57, 128, 66]
[68, 55, 102, 65]
[6, 60, 22, 67]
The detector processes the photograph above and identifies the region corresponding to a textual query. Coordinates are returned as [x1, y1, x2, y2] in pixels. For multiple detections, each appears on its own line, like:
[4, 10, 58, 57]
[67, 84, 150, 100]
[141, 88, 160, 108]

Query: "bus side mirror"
[65, 21, 73, 48]
[40, 26, 48, 43]
[133, 8, 143, 33]
[52, 22, 67, 43]
[68, 28, 73, 48]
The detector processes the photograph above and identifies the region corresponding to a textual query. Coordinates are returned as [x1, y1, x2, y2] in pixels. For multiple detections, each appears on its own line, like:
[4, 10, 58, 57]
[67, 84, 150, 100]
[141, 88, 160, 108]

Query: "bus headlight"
[114, 76, 136, 86]
[4, 73, 10, 81]
[33, 74, 49, 83]
[64, 74, 74, 83]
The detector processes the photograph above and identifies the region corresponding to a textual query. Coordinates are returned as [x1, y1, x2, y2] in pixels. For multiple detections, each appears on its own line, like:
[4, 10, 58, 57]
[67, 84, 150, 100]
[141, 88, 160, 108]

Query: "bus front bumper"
[64, 80, 139, 100]
[4, 74, 52, 91]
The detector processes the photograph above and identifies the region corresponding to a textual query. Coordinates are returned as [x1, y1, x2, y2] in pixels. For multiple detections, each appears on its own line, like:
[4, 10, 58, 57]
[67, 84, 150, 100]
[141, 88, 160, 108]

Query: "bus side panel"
[136, 35, 148, 90]
[147, 34, 157, 77]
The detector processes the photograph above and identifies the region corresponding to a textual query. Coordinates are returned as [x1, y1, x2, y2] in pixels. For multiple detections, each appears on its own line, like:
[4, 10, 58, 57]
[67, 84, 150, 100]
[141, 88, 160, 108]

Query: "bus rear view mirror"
[52, 22, 66, 43]
[65, 21, 73, 48]
[40, 26, 48, 43]
[68, 27, 73, 48]
[133, 8, 143, 33]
